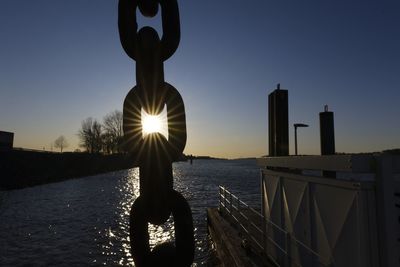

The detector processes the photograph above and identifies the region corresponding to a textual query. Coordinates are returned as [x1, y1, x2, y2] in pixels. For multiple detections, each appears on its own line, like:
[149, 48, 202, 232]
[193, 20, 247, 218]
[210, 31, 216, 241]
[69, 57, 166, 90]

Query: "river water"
[0, 159, 261, 266]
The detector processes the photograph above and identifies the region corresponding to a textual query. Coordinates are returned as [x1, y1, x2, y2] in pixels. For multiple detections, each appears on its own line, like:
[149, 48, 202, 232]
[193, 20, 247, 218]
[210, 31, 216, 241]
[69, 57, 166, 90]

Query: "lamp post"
[294, 123, 309, 155]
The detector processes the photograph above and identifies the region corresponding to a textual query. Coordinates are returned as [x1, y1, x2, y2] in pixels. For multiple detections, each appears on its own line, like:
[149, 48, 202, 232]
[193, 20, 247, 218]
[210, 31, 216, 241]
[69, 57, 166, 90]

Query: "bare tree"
[91, 120, 103, 153]
[78, 117, 103, 153]
[78, 117, 93, 153]
[102, 132, 114, 154]
[54, 135, 68, 153]
[103, 110, 123, 153]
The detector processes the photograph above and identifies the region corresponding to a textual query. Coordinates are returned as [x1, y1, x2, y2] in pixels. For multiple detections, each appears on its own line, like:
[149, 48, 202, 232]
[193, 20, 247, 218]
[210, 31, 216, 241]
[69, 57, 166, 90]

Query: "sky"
[0, 0, 399, 159]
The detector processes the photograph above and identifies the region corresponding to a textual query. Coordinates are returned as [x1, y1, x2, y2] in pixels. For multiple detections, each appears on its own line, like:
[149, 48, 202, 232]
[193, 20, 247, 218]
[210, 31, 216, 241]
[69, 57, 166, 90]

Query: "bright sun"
[142, 115, 162, 134]
[141, 106, 168, 138]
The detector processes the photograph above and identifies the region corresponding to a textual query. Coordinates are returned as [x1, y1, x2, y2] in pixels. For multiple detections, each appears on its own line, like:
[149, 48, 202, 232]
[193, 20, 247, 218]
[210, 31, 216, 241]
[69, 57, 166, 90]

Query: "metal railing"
[218, 186, 330, 267]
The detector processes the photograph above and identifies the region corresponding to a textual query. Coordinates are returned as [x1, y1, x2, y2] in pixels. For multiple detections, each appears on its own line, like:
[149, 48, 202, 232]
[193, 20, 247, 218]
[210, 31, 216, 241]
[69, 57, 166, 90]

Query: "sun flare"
[142, 115, 162, 134]
[141, 106, 168, 138]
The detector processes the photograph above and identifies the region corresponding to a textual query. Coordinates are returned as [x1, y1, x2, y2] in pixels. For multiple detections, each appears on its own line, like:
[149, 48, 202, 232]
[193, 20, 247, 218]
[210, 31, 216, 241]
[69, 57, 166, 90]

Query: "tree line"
[78, 110, 124, 154]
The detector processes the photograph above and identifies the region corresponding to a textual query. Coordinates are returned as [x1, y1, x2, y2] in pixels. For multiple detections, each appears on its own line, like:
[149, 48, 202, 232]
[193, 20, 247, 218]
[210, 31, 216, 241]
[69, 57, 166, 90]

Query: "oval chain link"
[118, 0, 194, 266]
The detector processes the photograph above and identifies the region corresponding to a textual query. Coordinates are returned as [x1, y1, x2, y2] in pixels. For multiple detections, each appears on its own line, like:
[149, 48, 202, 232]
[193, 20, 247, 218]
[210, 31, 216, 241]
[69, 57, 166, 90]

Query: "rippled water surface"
[0, 159, 260, 266]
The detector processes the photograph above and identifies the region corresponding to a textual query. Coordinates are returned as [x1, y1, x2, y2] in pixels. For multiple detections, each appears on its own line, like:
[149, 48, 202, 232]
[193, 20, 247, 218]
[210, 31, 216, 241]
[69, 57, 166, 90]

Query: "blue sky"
[0, 0, 399, 158]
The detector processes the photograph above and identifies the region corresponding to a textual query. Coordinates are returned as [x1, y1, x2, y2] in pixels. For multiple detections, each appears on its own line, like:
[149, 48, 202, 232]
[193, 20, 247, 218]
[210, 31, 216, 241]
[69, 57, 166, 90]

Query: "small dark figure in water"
[189, 154, 193, 165]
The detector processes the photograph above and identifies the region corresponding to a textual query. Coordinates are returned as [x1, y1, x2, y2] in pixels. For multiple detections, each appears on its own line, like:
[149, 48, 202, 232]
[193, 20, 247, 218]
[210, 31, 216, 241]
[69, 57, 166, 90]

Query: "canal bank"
[0, 150, 135, 190]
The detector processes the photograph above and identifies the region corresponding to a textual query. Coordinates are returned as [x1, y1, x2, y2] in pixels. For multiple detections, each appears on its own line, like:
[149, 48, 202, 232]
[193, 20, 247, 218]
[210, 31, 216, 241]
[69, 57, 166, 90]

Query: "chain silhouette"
[118, 0, 194, 266]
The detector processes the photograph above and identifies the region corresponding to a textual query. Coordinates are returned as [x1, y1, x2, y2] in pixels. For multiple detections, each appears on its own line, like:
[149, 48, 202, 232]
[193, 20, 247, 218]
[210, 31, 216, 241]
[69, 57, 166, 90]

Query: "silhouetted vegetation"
[78, 110, 123, 154]
[54, 135, 68, 153]
[78, 117, 103, 153]
[102, 110, 123, 154]
[382, 148, 400, 155]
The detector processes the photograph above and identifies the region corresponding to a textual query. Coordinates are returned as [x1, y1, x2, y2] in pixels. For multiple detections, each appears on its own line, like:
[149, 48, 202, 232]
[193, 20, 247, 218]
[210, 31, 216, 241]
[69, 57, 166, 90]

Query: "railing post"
[230, 190, 233, 215]
[261, 171, 267, 254]
[224, 188, 227, 214]
[219, 186, 222, 212]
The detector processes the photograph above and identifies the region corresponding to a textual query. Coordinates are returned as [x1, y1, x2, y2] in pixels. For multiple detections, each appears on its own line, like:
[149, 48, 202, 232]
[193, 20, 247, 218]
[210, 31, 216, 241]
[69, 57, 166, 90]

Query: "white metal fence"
[219, 186, 329, 267]
[257, 154, 400, 267]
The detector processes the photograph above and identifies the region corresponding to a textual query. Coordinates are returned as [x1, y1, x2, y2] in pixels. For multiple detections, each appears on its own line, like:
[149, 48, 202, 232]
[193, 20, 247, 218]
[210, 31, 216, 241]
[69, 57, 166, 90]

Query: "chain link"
[118, 0, 194, 265]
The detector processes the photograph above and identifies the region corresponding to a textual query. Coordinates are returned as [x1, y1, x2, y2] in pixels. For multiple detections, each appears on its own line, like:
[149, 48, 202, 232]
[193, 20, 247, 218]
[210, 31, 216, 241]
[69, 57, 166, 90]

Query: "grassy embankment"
[0, 150, 135, 190]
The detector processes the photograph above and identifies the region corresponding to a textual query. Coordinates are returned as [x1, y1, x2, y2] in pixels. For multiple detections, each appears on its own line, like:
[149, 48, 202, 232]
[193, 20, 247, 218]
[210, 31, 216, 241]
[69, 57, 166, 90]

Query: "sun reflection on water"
[148, 217, 175, 248]
[0, 159, 261, 266]
[96, 166, 214, 266]
[98, 168, 139, 266]
[101, 167, 184, 266]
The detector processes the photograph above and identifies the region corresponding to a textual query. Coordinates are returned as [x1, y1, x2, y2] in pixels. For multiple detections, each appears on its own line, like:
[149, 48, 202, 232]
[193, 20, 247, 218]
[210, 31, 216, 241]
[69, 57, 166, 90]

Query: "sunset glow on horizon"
[0, 0, 399, 158]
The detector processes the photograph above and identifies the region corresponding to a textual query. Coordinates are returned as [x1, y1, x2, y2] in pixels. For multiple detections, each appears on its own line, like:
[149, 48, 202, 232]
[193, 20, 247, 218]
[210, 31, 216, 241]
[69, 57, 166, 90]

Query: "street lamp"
[294, 123, 309, 155]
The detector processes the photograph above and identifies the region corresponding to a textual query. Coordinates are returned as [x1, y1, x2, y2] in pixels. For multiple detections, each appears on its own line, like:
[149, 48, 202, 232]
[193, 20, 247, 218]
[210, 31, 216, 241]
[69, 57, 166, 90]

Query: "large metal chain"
[118, 0, 194, 266]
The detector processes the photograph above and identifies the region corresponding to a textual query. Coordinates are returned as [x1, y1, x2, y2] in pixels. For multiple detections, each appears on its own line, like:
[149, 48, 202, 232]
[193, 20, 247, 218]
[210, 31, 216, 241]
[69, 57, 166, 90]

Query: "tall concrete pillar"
[320, 105, 336, 177]
[319, 105, 335, 155]
[268, 84, 289, 156]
